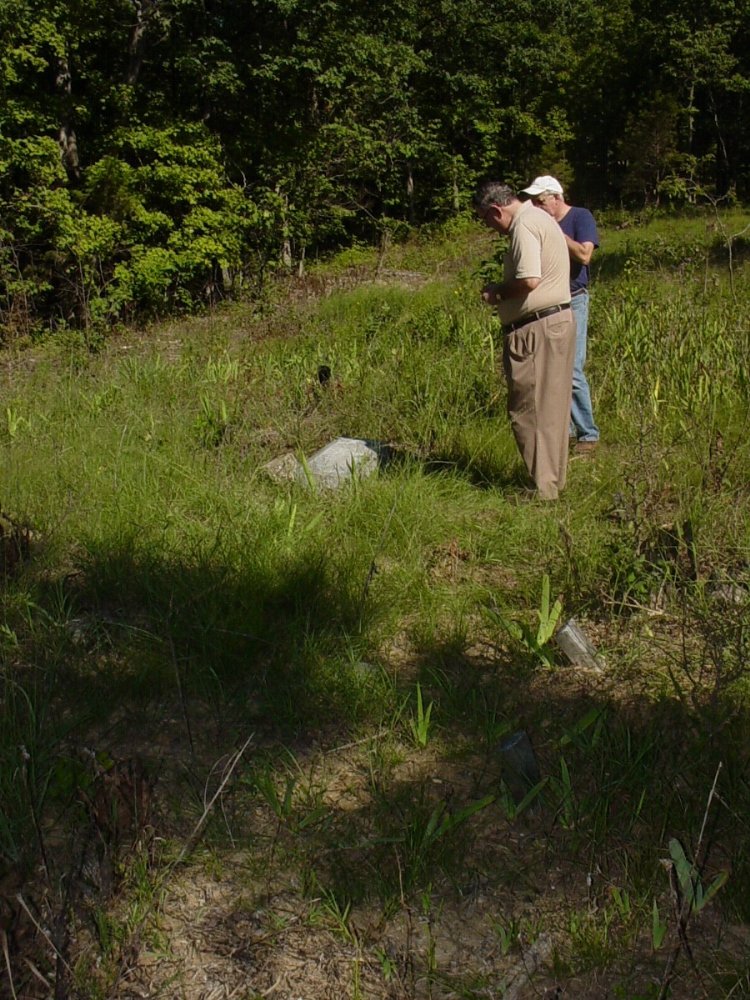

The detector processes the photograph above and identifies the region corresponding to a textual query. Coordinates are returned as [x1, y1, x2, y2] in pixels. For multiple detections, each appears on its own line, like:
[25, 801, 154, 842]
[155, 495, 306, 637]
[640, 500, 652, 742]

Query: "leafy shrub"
[0, 123, 272, 336]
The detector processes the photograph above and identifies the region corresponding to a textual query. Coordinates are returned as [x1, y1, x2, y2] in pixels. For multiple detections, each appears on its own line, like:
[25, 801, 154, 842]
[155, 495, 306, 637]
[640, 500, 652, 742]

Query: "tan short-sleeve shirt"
[498, 201, 571, 325]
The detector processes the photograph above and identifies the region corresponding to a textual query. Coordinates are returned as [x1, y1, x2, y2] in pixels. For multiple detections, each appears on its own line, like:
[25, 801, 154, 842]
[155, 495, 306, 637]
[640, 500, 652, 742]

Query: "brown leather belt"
[571, 287, 587, 297]
[502, 303, 571, 335]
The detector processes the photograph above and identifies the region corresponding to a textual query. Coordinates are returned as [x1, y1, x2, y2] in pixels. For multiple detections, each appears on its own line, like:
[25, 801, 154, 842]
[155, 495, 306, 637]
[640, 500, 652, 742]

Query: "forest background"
[2, 0, 749, 339]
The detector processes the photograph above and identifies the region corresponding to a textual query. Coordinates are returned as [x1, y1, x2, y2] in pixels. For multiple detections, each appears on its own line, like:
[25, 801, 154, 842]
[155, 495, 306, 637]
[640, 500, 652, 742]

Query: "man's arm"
[481, 276, 540, 304]
[564, 236, 594, 265]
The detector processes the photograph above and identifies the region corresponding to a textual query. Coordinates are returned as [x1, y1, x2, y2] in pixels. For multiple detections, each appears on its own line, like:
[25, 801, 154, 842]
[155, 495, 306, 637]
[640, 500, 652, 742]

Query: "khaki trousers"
[502, 310, 576, 500]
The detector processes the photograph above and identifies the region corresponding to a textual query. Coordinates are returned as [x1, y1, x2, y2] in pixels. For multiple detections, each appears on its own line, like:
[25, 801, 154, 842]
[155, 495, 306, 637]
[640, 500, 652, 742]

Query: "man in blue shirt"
[521, 176, 600, 455]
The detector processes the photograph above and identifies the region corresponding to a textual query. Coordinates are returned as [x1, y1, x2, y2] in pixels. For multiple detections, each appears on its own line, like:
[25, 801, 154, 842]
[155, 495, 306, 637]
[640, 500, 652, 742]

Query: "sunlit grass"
[1, 211, 750, 996]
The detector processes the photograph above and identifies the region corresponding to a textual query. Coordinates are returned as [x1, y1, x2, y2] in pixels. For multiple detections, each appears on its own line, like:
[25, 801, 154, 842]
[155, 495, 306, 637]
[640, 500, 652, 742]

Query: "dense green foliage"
[1, 0, 750, 334]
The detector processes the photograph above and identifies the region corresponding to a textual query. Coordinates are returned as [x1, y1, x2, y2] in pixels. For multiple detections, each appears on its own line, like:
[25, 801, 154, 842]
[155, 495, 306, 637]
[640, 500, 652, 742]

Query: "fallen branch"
[175, 734, 254, 865]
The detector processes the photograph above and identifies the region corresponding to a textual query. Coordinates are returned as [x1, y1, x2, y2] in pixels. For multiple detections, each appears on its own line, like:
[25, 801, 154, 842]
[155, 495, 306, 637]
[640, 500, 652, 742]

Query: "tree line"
[1, 0, 748, 334]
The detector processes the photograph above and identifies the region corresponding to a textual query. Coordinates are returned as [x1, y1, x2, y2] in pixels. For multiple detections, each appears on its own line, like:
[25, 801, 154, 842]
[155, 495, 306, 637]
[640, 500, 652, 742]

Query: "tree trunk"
[55, 57, 80, 180]
[709, 88, 731, 196]
[277, 187, 293, 269]
[406, 162, 415, 224]
[452, 157, 460, 212]
[127, 0, 158, 87]
[281, 238, 293, 269]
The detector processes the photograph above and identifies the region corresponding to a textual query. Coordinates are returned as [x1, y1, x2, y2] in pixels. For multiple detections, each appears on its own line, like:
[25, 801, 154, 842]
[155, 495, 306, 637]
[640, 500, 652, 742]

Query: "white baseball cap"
[521, 175, 564, 196]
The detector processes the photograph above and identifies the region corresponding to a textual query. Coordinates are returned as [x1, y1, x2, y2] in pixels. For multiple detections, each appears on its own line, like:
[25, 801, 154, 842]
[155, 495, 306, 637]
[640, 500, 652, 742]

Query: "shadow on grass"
[424, 451, 529, 492]
[300, 682, 750, 929]
[336, 435, 526, 493]
[50, 535, 385, 735]
[5, 550, 750, 1000]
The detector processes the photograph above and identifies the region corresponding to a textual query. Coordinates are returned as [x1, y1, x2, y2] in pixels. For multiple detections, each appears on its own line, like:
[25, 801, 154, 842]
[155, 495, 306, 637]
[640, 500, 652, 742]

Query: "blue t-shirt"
[559, 206, 599, 292]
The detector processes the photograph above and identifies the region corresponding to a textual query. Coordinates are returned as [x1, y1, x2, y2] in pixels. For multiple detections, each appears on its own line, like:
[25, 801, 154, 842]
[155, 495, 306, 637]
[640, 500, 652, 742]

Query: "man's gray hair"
[473, 181, 516, 211]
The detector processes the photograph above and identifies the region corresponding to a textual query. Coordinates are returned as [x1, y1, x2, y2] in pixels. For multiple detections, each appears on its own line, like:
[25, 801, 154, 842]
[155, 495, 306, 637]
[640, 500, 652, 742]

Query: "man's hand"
[481, 283, 503, 305]
[482, 277, 540, 304]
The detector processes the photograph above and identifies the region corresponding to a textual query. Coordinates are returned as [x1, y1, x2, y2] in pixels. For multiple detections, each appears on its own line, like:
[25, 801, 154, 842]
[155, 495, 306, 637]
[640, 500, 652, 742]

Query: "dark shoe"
[513, 487, 559, 504]
[511, 487, 541, 505]
[516, 486, 538, 499]
[572, 440, 598, 457]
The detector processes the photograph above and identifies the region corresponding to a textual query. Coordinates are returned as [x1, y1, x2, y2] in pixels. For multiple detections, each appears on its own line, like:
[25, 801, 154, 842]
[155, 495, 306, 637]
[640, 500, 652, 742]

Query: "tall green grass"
[1, 210, 750, 994]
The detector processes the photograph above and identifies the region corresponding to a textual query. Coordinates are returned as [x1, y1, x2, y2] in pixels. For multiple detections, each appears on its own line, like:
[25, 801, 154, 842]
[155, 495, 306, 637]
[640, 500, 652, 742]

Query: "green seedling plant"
[556, 756, 577, 830]
[0, 624, 18, 647]
[204, 353, 241, 383]
[651, 899, 668, 951]
[668, 837, 728, 914]
[398, 794, 495, 890]
[610, 887, 632, 922]
[490, 915, 522, 957]
[559, 707, 606, 751]
[568, 902, 623, 971]
[376, 948, 397, 982]
[311, 888, 356, 943]
[409, 683, 434, 748]
[195, 393, 230, 447]
[297, 451, 317, 491]
[498, 776, 548, 820]
[487, 574, 563, 667]
[5, 405, 27, 441]
[248, 756, 330, 838]
[93, 907, 127, 959]
[553, 709, 653, 850]
[252, 765, 297, 824]
[277, 499, 324, 553]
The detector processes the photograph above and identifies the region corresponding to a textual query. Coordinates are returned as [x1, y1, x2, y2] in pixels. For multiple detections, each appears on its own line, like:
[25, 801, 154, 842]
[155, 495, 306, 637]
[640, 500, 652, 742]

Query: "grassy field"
[1, 209, 750, 999]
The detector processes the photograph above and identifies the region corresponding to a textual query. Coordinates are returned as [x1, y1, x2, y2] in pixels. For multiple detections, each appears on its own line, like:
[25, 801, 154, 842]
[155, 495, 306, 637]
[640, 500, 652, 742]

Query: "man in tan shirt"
[474, 181, 576, 500]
